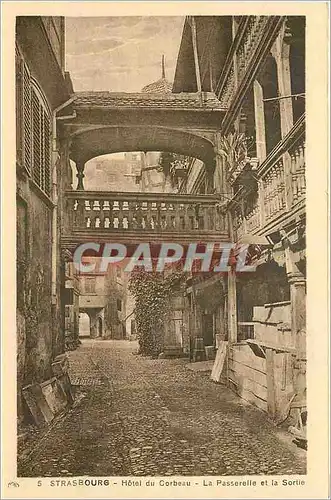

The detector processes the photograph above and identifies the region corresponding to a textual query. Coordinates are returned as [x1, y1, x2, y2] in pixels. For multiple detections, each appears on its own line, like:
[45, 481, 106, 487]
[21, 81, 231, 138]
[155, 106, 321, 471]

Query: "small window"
[117, 299, 122, 311]
[85, 277, 96, 294]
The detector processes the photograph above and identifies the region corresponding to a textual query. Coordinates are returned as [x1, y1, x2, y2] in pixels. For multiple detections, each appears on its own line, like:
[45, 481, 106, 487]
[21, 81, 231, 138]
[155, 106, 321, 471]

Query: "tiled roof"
[141, 77, 173, 94]
[72, 91, 225, 111]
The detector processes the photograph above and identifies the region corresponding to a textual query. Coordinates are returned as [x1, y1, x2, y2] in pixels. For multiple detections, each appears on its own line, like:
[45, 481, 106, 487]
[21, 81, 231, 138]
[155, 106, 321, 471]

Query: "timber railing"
[62, 191, 230, 248]
[217, 16, 284, 133]
[232, 114, 305, 239]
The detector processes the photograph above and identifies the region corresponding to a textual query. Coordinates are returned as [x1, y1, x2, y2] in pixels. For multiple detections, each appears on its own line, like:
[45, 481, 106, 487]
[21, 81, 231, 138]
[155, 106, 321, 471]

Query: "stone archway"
[79, 312, 90, 338]
[70, 126, 216, 167]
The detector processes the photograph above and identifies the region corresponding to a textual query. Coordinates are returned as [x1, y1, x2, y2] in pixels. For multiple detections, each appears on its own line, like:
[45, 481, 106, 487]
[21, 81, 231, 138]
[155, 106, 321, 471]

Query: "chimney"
[162, 54, 165, 79]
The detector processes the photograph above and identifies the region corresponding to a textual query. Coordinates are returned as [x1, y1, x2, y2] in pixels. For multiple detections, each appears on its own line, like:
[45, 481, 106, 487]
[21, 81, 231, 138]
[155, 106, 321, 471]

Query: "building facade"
[16, 16, 74, 421]
[77, 257, 128, 340]
[172, 15, 306, 422]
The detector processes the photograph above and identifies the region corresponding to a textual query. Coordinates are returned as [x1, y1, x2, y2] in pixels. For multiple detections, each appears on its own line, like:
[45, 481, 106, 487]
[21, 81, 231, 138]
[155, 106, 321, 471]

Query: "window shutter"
[15, 46, 23, 165]
[22, 62, 32, 173]
[32, 88, 41, 186]
[31, 85, 52, 197]
[43, 108, 51, 196]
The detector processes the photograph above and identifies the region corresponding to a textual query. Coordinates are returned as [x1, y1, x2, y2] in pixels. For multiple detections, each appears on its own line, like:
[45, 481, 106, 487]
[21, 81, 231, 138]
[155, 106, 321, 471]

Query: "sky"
[65, 16, 185, 93]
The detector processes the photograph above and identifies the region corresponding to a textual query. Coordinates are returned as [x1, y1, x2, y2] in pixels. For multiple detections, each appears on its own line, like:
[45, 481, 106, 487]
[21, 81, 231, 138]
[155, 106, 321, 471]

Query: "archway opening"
[79, 150, 214, 195]
[79, 312, 90, 338]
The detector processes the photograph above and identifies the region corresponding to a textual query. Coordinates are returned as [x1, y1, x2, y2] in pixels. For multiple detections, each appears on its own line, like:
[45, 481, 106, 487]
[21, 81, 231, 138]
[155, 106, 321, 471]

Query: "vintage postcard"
[1, 1, 330, 499]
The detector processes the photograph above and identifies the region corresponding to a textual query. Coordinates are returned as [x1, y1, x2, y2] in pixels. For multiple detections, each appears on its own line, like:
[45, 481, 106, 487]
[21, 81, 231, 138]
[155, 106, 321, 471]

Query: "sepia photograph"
[1, 2, 329, 499]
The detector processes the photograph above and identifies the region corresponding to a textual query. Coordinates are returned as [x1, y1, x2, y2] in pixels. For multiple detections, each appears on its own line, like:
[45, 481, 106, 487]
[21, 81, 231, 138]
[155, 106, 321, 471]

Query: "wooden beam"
[266, 348, 276, 419]
[253, 80, 267, 161]
[227, 270, 237, 343]
[190, 16, 202, 93]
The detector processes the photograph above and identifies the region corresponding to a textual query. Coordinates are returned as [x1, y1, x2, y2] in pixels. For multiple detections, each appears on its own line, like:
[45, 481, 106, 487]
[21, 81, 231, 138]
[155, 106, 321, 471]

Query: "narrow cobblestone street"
[18, 340, 306, 477]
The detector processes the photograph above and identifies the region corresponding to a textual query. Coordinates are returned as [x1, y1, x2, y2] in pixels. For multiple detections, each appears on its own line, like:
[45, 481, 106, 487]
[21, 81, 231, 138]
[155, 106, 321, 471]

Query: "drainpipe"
[51, 96, 76, 303]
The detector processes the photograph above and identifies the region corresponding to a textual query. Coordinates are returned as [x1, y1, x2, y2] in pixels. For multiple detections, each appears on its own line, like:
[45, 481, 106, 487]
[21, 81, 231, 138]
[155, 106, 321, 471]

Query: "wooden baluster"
[263, 177, 268, 220]
[184, 203, 191, 231]
[295, 148, 301, 199]
[279, 159, 286, 210]
[266, 176, 271, 220]
[276, 162, 282, 213]
[103, 200, 110, 229]
[154, 202, 160, 230]
[271, 167, 277, 215]
[214, 204, 221, 231]
[75, 200, 85, 229]
[301, 143, 306, 196]
[66, 197, 74, 231]
[136, 202, 144, 229]
[89, 200, 97, 229]
[164, 203, 171, 230]
[273, 167, 279, 215]
[202, 205, 209, 231]
[84, 200, 91, 228]
[108, 200, 114, 229]
[127, 201, 134, 229]
[113, 200, 119, 229]
[142, 202, 148, 229]
[172, 202, 180, 232]
[122, 201, 128, 229]
[291, 150, 298, 204]
[144, 202, 152, 229]
[298, 144, 305, 198]
[99, 200, 105, 229]
[95, 200, 102, 228]
[117, 201, 124, 229]
[270, 167, 276, 216]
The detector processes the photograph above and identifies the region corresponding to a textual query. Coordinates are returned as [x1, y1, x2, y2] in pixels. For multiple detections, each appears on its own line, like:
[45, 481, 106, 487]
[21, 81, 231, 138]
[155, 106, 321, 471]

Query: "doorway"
[79, 312, 90, 338]
[202, 313, 214, 346]
[97, 317, 103, 337]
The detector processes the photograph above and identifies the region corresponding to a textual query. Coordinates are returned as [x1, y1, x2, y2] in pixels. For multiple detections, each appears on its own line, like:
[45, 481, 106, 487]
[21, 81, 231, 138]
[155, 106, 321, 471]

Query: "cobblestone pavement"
[18, 340, 306, 477]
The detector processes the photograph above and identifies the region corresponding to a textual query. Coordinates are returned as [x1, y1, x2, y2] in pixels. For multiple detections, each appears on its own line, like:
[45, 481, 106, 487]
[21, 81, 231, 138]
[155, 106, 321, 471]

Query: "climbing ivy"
[128, 266, 185, 358]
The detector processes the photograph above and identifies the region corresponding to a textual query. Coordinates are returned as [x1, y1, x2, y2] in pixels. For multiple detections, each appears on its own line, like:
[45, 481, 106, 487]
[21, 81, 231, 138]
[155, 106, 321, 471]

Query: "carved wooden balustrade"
[216, 16, 272, 107]
[62, 191, 230, 249]
[232, 115, 305, 238]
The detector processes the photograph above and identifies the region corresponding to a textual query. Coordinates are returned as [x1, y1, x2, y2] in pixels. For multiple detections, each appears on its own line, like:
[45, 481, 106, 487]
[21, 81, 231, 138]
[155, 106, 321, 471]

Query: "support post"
[266, 348, 276, 419]
[89, 311, 98, 339]
[214, 133, 231, 198]
[282, 232, 306, 399]
[288, 273, 306, 357]
[76, 162, 85, 191]
[253, 80, 267, 161]
[227, 269, 237, 343]
[190, 16, 202, 93]
[271, 24, 294, 137]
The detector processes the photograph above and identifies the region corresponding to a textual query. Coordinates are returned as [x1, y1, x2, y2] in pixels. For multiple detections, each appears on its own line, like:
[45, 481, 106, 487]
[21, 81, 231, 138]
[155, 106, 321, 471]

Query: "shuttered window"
[15, 46, 23, 165]
[22, 64, 32, 174]
[16, 45, 52, 197]
[31, 86, 51, 196]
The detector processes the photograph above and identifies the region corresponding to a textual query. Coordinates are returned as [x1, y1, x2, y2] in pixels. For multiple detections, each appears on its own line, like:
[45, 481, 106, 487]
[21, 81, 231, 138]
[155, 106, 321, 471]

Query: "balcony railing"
[63, 191, 229, 247]
[216, 16, 271, 108]
[232, 115, 305, 238]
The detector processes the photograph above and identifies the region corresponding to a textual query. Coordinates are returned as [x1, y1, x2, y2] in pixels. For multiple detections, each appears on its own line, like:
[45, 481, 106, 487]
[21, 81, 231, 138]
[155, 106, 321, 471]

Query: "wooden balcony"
[217, 16, 284, 133]
[217, 17, 279, 106]
[233, 115, 305, 239]
[62, 191, 230, 250]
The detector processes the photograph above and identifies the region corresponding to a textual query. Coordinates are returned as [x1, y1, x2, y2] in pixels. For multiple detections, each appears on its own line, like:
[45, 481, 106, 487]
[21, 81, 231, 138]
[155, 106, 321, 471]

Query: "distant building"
[77, 257, 128, 340]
